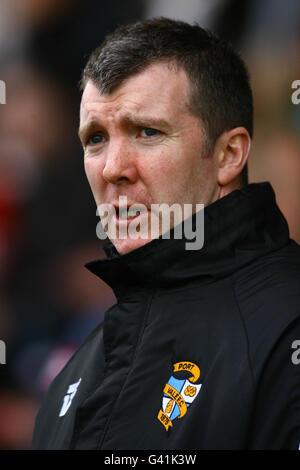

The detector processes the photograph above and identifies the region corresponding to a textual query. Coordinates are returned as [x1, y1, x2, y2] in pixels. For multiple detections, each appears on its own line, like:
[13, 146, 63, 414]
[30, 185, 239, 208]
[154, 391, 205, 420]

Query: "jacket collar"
[85, 182, 289, 296]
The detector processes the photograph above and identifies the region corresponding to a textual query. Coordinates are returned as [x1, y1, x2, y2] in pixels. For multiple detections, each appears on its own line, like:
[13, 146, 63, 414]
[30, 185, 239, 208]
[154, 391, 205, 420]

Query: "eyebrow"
[78, 114, 172, 143]
[78, 118, 102, 143]
[124, 114, 172, 130]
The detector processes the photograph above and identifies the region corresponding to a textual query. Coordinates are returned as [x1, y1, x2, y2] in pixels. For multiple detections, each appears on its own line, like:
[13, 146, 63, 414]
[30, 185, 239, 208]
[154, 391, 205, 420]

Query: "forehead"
[80, 62, 192, 123]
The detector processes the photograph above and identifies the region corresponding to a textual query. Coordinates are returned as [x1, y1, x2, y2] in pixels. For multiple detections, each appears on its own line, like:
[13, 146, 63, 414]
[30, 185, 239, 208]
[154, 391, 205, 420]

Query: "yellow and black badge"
[157, 361, 202, 431]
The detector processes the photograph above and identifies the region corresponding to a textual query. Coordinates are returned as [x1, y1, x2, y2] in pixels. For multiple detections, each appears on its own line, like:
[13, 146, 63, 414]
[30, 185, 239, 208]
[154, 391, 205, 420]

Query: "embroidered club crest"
[157, 361, 202, 431]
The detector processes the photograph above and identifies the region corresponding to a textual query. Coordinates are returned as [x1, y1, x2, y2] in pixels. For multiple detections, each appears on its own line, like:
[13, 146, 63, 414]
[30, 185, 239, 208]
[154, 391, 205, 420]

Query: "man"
[32, 18, 300, 450]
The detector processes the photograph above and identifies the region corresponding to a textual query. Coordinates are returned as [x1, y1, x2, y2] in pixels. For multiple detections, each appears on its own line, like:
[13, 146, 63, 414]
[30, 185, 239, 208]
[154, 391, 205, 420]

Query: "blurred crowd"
[0, 0, 299, 449]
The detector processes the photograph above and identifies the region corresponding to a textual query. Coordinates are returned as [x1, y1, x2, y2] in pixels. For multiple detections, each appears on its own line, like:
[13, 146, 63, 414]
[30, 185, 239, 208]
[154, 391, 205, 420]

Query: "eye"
[87, 134, 105, 145]
[140, 128, 160, 137]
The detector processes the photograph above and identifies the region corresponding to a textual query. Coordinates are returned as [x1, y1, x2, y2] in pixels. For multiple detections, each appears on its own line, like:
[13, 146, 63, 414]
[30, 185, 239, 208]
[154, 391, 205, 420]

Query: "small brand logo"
[59, 378, 82, 417]
[157, 361, 202, 431]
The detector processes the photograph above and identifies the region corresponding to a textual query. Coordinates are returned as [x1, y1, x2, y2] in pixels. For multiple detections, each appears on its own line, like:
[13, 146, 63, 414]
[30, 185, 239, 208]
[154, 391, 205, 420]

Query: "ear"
[214, 127, 251, 186]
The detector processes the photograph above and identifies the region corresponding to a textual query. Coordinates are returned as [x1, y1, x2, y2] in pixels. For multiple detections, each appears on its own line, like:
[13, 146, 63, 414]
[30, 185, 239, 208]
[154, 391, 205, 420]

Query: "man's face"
[79, 62, 219, 254]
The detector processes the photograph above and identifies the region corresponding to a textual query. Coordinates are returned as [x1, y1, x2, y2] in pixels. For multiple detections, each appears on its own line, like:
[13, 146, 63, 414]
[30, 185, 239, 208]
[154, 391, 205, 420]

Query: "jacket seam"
[231, 273, 257, 449]
[96, 288, 156, 449]
[230, 274, 256, 393]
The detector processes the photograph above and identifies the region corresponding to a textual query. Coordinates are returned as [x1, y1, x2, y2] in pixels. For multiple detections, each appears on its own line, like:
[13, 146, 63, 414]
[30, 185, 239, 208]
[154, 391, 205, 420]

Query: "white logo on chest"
[59, 378, 82, 417]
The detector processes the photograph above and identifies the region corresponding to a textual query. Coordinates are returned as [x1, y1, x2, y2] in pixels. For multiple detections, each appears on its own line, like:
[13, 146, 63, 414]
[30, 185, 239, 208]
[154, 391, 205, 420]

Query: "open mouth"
[116, 207, 141, 220]
[115, 206, 147, 222]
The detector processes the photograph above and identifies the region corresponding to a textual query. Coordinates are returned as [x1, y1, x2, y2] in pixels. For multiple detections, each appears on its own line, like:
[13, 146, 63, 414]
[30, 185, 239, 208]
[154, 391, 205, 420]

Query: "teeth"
[118, 208, 143, 219]
[128, 210, 140, 218]
[118, 208, 127, 219]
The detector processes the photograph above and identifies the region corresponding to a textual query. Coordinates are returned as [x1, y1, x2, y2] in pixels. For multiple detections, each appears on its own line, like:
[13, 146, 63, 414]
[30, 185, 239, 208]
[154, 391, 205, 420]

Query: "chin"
[113, 237, 153, 255]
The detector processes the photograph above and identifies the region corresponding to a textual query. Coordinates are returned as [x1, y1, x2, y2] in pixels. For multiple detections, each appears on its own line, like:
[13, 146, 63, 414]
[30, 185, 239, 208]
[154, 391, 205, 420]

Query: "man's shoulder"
[234, 239, 300, 312]
[232, 239, 300, 379]
[32, 316, 109, 448]
[40, 316, 107, 405]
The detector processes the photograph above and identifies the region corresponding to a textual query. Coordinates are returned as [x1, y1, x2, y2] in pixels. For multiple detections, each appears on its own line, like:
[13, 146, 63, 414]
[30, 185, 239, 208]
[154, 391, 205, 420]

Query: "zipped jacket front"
[32, 183, 300, 450]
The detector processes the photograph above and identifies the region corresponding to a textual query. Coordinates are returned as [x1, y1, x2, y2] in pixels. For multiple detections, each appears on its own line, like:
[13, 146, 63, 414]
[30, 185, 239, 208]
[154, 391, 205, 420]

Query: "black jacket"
[32, 182, 300, 450]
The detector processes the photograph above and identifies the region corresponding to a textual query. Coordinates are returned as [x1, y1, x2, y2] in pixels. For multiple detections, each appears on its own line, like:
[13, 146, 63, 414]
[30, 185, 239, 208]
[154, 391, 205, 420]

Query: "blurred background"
[0, 0, 299, 449]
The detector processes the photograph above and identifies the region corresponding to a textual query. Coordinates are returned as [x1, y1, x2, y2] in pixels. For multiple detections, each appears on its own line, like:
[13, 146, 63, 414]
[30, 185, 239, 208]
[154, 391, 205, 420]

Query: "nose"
[102, 139, 138, 185]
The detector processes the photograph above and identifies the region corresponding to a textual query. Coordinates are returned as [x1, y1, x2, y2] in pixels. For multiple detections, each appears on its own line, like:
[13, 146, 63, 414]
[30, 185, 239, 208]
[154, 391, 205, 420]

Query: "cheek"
[84, 158, 105, 196]
[138, 150, 187, 201]
[143, 140, 212, 204]
[140, 151, 174, 182]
